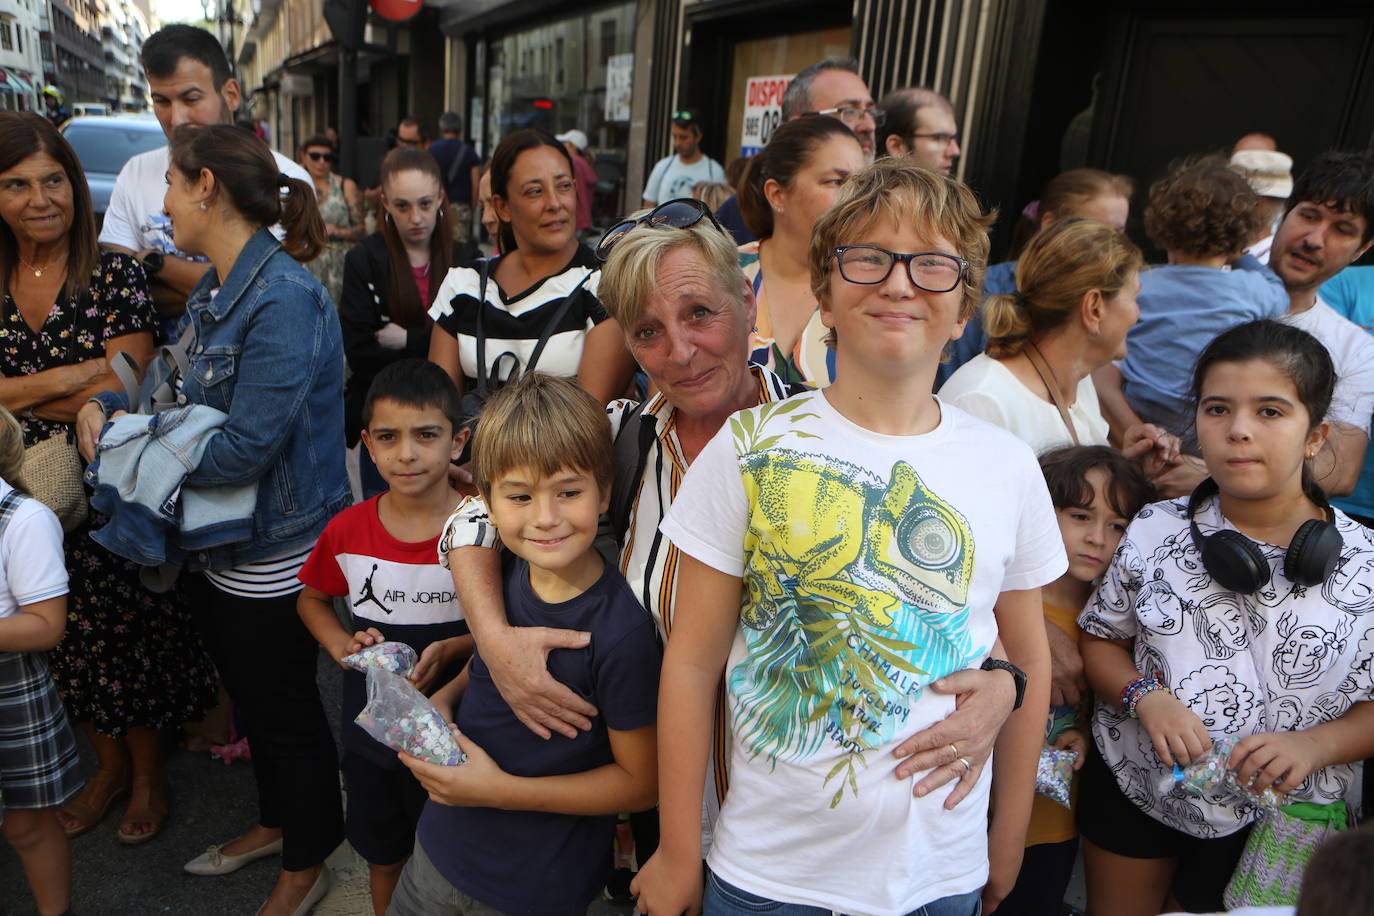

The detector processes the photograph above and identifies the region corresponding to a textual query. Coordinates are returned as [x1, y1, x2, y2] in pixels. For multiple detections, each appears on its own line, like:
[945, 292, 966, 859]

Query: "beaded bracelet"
[1121, 676, 1169, 718]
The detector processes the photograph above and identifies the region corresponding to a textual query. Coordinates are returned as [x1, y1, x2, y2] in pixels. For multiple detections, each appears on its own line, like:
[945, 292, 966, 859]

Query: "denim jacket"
[87, 405, 257, 568]
[94, 229, 350, 568]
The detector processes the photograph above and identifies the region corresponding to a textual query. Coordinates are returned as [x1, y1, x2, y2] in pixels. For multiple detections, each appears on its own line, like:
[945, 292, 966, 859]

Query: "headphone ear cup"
[1284, 519, 1344, 586]
[1200, 529, 1272, 594]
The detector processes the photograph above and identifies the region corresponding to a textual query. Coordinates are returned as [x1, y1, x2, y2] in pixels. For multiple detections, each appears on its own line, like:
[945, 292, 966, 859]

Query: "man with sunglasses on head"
[716, 57, 882, 244]
[641, 108, 726, 208]
[100, 24, 310, 321]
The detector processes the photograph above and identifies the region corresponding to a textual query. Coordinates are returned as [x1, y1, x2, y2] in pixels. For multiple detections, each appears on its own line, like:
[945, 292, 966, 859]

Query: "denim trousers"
[704, 868, 982, 916]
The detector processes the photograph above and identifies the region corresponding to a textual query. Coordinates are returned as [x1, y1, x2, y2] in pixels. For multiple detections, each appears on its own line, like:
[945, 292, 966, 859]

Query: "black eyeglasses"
[803, 106, 886, 128]
[595, 198, 723, 263]
[830, 246, 969, 292]
[306, 151, 336, 163]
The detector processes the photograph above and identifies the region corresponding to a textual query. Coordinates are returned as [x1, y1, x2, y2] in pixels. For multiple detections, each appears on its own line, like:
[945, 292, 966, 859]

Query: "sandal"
[58, 769, 132, 838]
[116, 782, 169, 845]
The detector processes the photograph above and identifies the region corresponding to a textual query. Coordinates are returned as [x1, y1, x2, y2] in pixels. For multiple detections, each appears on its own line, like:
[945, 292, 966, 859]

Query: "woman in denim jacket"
[78, 124, 348, 916]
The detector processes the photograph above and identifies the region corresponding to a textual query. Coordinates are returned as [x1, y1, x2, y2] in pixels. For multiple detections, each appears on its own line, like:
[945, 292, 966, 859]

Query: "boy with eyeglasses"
[641, 108, 725, 208]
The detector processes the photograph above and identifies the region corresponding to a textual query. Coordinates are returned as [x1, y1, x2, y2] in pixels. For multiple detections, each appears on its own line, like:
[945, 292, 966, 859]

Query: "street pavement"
[0, 652, 637, 916]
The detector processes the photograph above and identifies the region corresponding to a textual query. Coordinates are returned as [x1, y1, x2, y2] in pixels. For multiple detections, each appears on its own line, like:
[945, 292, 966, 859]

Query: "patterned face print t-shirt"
[660, 390, 1066, 916]
[1079, 495, 1374, 839]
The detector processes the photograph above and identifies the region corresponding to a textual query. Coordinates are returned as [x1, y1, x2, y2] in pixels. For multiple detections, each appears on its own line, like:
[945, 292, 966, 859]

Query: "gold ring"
[948, 743, 958, 760]
[957, 756, 972, 775]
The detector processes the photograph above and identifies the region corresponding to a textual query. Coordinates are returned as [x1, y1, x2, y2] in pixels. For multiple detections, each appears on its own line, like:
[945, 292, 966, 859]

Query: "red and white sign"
[740, 74, 793, 156]
[369, 0, 421, 23]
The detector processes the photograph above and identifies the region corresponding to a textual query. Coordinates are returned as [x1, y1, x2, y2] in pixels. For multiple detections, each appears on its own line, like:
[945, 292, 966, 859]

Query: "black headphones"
[1186, 478, 1343, 593]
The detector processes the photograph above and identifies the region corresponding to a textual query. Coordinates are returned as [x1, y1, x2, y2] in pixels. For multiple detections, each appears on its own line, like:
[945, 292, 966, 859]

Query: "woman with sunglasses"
[736, 115, 865, 386]
[428, 128, 633, 406]
[300, 134, 363, 308]
[434, 192, 1023, 892]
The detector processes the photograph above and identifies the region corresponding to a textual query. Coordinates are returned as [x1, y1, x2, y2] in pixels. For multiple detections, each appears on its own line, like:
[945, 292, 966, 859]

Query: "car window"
[63, 123, 166, 175]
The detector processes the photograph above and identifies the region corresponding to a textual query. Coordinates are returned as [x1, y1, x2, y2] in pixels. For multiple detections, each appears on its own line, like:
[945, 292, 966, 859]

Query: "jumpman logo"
[354, 563, 392, 615]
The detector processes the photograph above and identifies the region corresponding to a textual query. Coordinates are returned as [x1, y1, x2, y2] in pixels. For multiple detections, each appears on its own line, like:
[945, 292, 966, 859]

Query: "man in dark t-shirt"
[429, 111, 483, 243]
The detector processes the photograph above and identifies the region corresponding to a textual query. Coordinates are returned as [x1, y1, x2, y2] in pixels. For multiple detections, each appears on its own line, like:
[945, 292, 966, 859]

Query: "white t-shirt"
[641, 154, 725, 204]
[659, 390, 1066, 916]
[1079, 496, 1374, 839]
[99, 145, 311, 257]
[0, 480, 68, 620]
[1283, 298, 1374, 434]
[938, 353, 1110, 455]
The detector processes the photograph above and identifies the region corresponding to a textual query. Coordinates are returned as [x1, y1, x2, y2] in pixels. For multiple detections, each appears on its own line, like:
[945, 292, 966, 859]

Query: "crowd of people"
[1, 22, 1373, 916]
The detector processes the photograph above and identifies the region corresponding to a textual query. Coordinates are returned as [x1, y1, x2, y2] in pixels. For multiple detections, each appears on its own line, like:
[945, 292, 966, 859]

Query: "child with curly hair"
[1111, 157, 1289, 441]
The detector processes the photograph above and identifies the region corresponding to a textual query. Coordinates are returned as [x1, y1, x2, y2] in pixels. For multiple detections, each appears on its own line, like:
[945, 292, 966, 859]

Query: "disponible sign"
[741, 74, 792, 156]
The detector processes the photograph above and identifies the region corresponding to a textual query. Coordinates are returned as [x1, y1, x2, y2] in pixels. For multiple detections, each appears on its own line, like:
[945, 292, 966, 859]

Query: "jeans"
[704, 868, 982, 916]
[189, 575, 344, 871]
[388, 842, 511, 916]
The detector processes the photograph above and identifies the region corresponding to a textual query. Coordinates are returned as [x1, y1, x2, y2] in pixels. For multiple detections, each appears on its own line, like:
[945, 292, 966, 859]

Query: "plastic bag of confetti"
[1167, 736, 1284, 809]
[354, 670, 466, 766]
[342, 641, 418, 677]
[1035, 747, 1077, 808]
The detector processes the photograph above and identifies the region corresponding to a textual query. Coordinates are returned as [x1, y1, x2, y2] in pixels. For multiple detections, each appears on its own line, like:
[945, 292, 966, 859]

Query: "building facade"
[43, 0, 106, 110]
[0, 0, 45, 110]
[99, 0, 149, 111]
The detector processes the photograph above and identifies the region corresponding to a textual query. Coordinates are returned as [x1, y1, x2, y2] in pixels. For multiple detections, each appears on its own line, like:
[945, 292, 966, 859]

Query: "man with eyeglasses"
[641, 108, 725, 208]
[101, 24, 310, 321]
[717, 57, 880, 245]
[878, 87, 961, 175]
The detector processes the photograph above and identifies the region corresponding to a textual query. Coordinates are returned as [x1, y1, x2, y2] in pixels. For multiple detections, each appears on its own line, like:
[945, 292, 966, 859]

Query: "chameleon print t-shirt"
[660, 390, 1065, 916]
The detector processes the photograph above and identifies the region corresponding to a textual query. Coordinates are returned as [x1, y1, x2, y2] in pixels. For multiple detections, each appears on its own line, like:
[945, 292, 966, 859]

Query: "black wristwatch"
[981, 657, 1027, 711]
[140, 250, 164, 276]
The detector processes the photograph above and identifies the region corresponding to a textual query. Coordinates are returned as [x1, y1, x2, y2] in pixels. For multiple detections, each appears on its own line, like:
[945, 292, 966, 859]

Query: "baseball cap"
[555, 129, 588, 151]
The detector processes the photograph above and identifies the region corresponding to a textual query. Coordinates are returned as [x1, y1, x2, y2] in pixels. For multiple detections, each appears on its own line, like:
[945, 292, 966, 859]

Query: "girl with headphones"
[1075, 319, 1374, 916]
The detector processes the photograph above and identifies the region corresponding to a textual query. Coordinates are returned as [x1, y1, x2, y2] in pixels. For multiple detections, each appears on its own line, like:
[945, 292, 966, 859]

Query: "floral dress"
[0, 251, 217, 736]
[305, 172, 357, 309]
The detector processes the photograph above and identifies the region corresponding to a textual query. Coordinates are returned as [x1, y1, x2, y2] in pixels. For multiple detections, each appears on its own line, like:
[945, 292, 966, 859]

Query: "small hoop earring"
[199, 202, 208, 211]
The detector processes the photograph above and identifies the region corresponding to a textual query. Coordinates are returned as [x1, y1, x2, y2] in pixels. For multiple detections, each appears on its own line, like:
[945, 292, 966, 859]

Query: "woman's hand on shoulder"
[1135, 689, 1210, 767]
[1229, 730, 1329, 796]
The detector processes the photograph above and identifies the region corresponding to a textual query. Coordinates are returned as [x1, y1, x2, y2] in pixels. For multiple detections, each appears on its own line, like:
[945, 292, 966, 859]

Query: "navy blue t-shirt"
[416, 557, 660, 916]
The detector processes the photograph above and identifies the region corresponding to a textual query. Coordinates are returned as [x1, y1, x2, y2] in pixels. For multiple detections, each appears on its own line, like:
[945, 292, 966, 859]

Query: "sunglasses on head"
[306, 151, 335, 163]
[595, 198, 723, 263]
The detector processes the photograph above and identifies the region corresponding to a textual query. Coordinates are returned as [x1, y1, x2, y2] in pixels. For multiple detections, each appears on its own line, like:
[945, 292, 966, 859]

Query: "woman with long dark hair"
[341, 147, 478, 497]
[427, 128, 633, 405]
[76, 124, 348, 916]
[0, 111, 216, 848]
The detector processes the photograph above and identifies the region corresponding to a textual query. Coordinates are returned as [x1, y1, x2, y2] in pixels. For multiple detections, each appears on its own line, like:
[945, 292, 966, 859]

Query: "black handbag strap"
[471, 260, 593, 391]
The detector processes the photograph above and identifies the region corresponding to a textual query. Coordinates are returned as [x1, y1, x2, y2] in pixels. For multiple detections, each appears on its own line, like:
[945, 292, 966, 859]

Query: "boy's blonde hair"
[0, 405, 29, 495]
[472, 373, 613, 496]
[810, 159, 995, 336]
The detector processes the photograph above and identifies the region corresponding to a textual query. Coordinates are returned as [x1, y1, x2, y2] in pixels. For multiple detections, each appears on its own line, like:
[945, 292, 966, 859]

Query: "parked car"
[60, 115, 165, 227]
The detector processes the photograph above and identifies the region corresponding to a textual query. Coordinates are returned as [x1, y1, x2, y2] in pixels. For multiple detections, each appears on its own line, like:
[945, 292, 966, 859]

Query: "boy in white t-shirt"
[634, 160, 1065, 916]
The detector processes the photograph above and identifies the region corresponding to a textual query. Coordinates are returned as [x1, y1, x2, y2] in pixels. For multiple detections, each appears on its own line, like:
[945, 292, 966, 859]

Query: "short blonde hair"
[596, 218, 747, 331]
[810, 159, 995, 327]
[472, 373, 613, 496]
[984, 219, 1143, 358]
[0, 405, 29, 495]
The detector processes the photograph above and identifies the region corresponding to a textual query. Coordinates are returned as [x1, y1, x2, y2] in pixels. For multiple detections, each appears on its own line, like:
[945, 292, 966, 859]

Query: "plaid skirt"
[0, 649, 83, 812]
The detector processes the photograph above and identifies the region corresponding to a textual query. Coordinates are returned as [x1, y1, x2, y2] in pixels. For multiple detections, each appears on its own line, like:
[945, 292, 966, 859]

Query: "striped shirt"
[205, 543, 313, 598]
[438, 363, 794, 849]
[426, 245, 607, 387]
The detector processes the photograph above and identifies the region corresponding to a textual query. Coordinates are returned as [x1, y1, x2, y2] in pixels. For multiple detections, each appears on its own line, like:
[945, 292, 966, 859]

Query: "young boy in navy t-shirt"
[298, 360, 473, 914]
[393, 372, 660, 916]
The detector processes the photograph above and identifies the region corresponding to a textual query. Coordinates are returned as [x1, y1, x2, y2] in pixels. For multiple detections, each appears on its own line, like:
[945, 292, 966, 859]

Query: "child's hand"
[410, 636, 471, 694]
[1053, 728, 1088, 769]
[1135, 690, 1210, 767]
[347, 628, 386, 656]
[630, 850, 703, 916]
[398, 726, 508, 807]
[1228, 730, 1328, 796]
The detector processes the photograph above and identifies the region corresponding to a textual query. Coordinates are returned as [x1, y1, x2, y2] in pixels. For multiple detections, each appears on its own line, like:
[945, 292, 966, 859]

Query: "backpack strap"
[445, 140, 469, 189]
[472, 257, 493, 397]
[609, 399, 654, 545]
